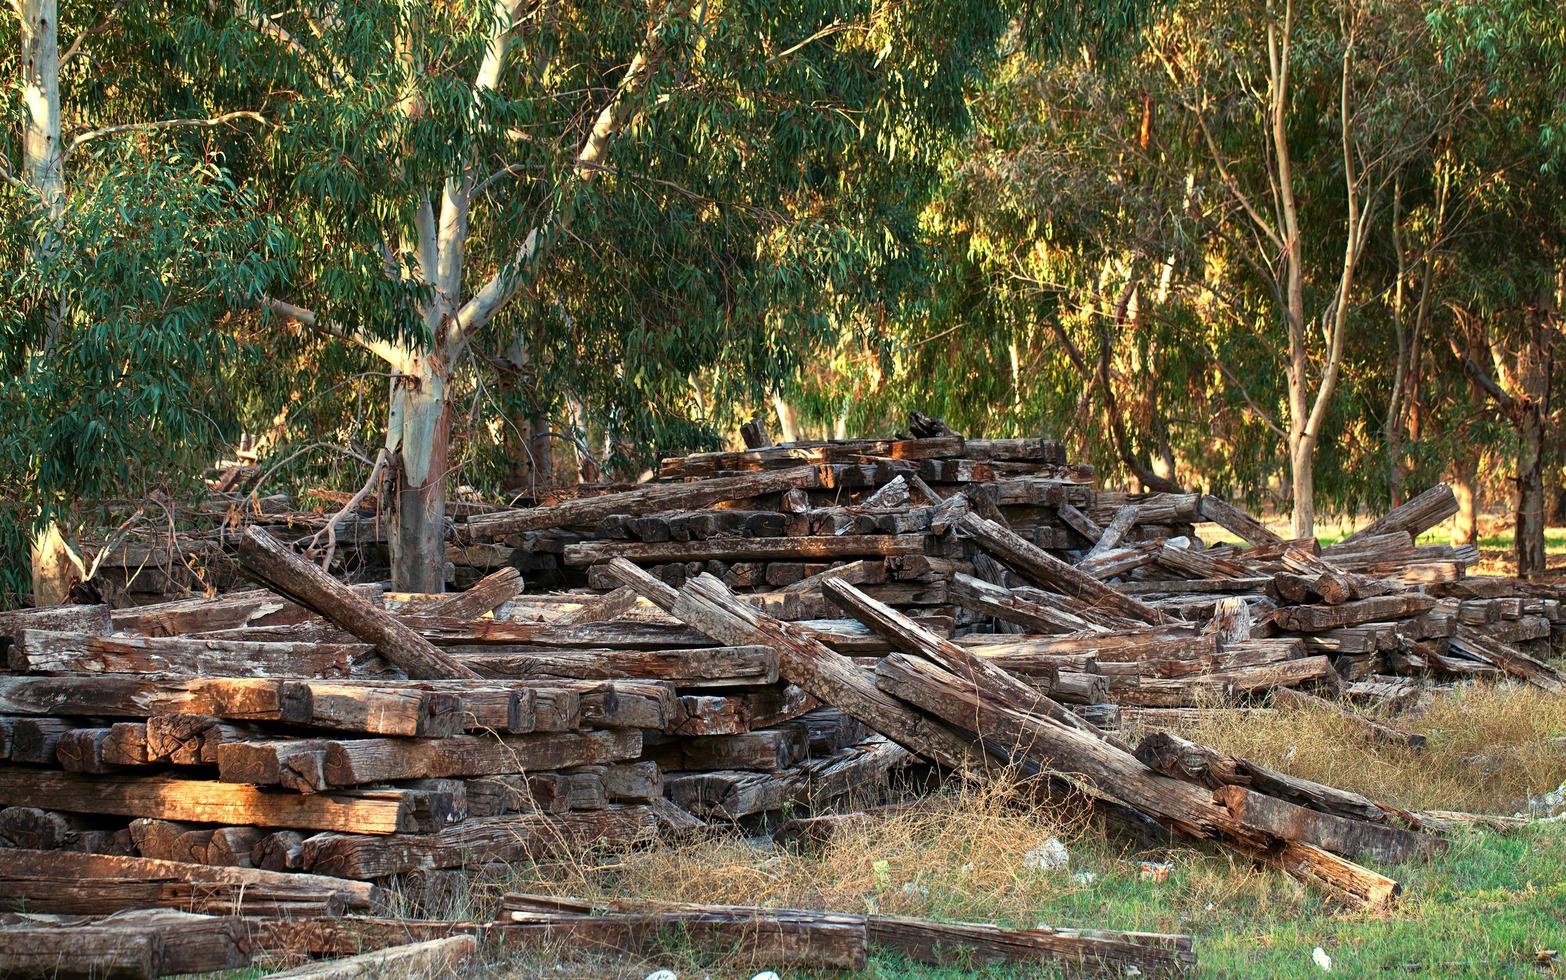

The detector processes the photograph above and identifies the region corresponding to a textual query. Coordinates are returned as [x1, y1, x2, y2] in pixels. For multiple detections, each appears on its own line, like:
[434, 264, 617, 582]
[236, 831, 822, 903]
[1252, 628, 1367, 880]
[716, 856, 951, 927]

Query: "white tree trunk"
[385, 356, 450, 594]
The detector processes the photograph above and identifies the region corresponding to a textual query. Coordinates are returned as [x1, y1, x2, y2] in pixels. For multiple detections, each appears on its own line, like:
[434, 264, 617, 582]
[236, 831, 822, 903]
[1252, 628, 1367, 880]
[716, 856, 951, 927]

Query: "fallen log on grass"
[265, 935, 477, 979]
[500, 893, 1197, 976]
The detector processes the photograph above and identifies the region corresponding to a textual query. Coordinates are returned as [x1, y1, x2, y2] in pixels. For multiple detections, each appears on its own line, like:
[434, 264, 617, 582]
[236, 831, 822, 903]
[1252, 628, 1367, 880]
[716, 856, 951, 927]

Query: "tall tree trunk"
[1289, 432, 1316, 540]
[1516, 410, 1546, 577]
[386, 356, 450, 594]
[1449, 457, 1478, 547]
[21, 0, 76, 605]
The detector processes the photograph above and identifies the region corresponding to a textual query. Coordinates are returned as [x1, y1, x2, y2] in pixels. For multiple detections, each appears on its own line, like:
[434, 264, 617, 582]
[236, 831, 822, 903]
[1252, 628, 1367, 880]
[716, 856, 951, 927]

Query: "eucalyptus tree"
[231, 0, 1121, 592]
[1423, 0, 1566, 575]
[2, 2, 278, 603]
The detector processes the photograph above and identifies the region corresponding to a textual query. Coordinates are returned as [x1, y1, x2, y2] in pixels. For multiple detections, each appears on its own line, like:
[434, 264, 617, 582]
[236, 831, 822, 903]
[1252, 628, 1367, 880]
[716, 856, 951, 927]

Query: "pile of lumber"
[12, 420, 1566, 975]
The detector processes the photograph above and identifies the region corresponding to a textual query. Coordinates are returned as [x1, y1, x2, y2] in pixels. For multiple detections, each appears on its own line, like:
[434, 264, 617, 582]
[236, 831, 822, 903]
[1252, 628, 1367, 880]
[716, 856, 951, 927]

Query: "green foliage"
[0, 148, 281, 600]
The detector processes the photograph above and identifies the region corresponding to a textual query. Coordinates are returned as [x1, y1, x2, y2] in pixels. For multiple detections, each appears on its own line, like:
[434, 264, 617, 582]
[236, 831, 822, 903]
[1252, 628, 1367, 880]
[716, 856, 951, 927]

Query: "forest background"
[1, 0, 1562, 601]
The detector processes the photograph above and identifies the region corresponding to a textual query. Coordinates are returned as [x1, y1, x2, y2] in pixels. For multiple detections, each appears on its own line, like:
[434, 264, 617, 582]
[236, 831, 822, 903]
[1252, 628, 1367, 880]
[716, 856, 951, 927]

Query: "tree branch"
[448, 0, 693, 354]
[64, 111, 266, 159]
[265, 296, 405, 367]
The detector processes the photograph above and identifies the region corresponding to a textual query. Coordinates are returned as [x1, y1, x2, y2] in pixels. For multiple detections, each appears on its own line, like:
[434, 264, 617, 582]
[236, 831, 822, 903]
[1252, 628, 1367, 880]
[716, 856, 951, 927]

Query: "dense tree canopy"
[1, 0, 1563, 600]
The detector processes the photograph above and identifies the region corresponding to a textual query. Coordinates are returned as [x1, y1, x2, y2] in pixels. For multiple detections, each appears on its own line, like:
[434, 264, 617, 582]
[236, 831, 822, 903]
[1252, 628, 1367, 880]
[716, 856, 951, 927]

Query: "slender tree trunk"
[569, 393, 598, 484]
[1449, 457, 1478, 547]
[1516, 410, 1546, 576]
[21, 0, 78, 605]
[386, 356, 450, 594]
[1289, 432, 1316, 540]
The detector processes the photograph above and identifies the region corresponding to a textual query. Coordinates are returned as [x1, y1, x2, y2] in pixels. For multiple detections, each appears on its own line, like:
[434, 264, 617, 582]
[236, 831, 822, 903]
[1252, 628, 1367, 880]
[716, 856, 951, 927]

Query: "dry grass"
[1155, 684, 1566, 814]
[462, 684, 1566, 977]
[522, 774, 1097, 925]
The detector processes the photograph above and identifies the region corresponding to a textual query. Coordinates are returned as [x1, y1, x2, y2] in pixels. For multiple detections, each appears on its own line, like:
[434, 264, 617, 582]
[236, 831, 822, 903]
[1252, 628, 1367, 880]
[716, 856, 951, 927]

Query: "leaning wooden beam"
[0, 770, 457, 834]
[1197, 495, 1284, 547]
[465, 466, 819, 537]
[0, 908, 250, 979]
[822, 578, 1123, 749]
[1212, 785, 1444, 865]
[957, 513, 1178, 625]
[265, 935, 478, 980]
[1132, 731, 1419, 828]
[872, 654, 1400, 908]
[0, 847, 380, 915]
[238, 526, 479, 680]
[409, 567, 523, 619]
[1084, 505, 1140, 559]
[948, 573, 1107, 635]
[603, 559, 984, 771]
[1339, 483, 1458, 546]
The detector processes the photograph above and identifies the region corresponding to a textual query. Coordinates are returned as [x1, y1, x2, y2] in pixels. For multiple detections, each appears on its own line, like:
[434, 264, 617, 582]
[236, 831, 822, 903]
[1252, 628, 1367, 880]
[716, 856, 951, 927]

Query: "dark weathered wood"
[1448, 625, 1566, 692]
[824, 578, 1121, 746]
[1213, 785, 1444, 865]
[466, 467, 819, 537]
[948, 573, 1104, 635]
[420, 567, 522, 618]
[298, 806, 658, 878]
[958, 514, 1177, 625]
[0, 847, 379, 915]
[0, 770, 454, 834]
[215, 739, 331, 793]
[238, 526, 478, 680]
[451, 645, 777, 686]
[312, 730, 641, 788]
[867, 915, 1195, 977]
[0, 603, 112, 659]
[564, 534, 926, 566]
[265, 935, 478, 979]
[1270, 688, 1426, 749]
[500, 893, 1194, 977]
[605, 559, 984, 770]
[1197, 495, 1284, 547]
[1084, 505, 1140, 559]
[1340, 483, 1458, 545]
[1272, 595, 1437, 631]
[502, 900, 868, 971]
[0, 908, 251, 979]
[660, 737, 910, 819]
[13, 630, 376, 678]
[871, 654, 1399, 908]
[1133, 731, 1411, 826]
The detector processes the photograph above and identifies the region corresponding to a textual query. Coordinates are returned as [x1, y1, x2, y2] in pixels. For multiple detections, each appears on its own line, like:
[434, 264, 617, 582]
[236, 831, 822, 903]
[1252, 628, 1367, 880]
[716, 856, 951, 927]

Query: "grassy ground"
[454, 686, 1566, 979]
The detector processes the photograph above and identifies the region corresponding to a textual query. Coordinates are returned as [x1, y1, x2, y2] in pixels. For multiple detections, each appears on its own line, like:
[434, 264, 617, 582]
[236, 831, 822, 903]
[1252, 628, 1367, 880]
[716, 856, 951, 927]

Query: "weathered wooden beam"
[465, 467, 819, 537]
[0, 847, 379, 915]
[12, 630, 376, 678]
[957, 514, 1178, 625]
[298, 806, 658, 879]
[265, 935, 478, 980]
[604, 558, 983, 770]
[0, 770, 456, 834]
[1339, 484, 1458, 546]
[0, 908, 250, 979]
[238, 526, 478, 680]
[564, 534, 926, 566]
